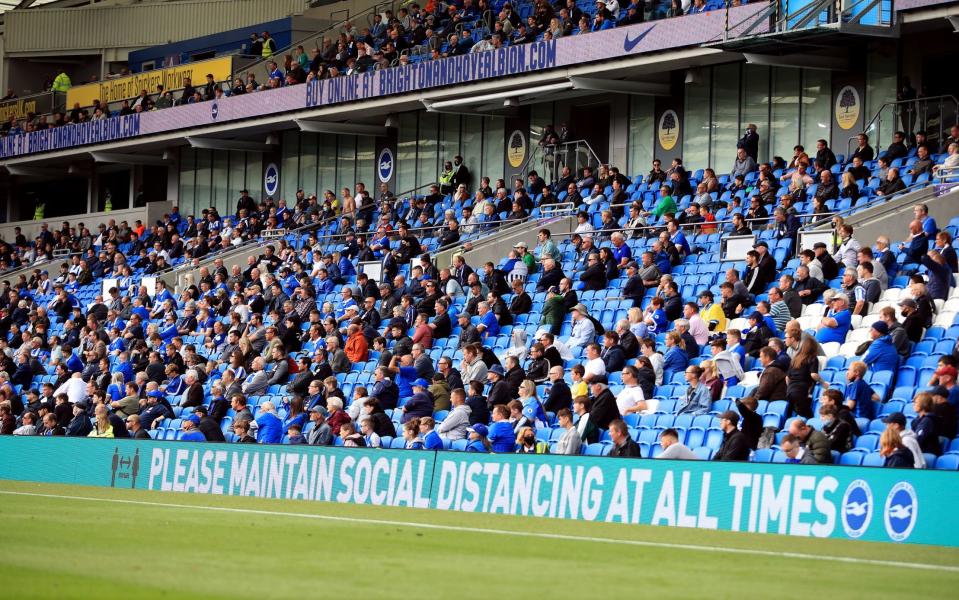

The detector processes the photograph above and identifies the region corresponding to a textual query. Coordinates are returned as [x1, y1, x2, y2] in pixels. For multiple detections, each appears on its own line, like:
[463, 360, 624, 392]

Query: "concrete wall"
[0, 200, 171, 244]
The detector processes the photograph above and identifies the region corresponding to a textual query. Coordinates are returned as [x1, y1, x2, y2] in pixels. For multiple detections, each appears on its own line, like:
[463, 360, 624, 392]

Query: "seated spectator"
[677, 365, 711, 416]
[842, 361, 878, 420]
[882, 412, 925, 468]
[862, 321, 899, 373]
[607, 419, 642, 457]
[747, 347, 787, 402]
[819, 404, 853, 453]
[911, 392, 940, 456]
[879, 427, 915, 468]
[713, 411, 750, 461]
[815, 294, 852, 344]
[786, 417, 831, 464]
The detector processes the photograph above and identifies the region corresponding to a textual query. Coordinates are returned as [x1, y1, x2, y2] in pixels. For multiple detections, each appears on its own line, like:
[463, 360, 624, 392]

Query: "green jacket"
[522, 252, 537, 274]
[540, 296, 565, 331]
[651, 195, 676, 219]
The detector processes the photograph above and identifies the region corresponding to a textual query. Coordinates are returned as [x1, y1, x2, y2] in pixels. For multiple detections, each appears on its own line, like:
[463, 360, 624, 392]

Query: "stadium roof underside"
[0, 44, 737, 174]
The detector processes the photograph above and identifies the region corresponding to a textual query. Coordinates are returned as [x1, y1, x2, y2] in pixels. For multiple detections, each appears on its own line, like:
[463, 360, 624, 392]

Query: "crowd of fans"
[2, 0, 742, 136]
[0, 120, 958, 471]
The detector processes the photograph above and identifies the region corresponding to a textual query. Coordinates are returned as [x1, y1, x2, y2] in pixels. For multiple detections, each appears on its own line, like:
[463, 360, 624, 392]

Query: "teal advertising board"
[1, 437, 956, 547]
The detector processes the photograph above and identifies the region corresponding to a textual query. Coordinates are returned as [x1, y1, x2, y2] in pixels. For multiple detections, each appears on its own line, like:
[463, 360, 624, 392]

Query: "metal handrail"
[848, 94, 959, 159]
[798, 178, 937, 231]
[233, 1, 396, 83]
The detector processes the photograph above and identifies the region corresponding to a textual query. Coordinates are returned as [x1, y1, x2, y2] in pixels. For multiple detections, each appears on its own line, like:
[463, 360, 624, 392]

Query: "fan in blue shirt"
[255, 403, 284, 444]
[844, 363, 877, 420]
[478, 306, 499, 339]
[862, 322, 899, 373]
[815, 300, 851, 344]
[180, 416, 206, 442]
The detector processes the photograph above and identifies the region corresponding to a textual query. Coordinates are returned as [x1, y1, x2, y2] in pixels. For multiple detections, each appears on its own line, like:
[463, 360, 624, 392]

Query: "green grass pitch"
[0, 479, 957, 599]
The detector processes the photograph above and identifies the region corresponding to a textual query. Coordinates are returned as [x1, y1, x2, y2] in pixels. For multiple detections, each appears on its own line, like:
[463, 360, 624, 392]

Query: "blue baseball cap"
[468, 423, 488, 437]
[412, 378, 429, 388]
[185, 414, 200, 425]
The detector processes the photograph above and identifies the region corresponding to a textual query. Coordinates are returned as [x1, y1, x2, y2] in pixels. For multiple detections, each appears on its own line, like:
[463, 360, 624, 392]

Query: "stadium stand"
[3, 112, 959, 472]
[1, 0, 769, 132]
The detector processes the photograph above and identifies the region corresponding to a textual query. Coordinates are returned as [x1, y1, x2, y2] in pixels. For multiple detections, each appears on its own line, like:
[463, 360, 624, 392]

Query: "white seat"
[797, 315, 819, 330]
[848, 328, 871, 344]
[934, 299, 945, 313]
[850, 314, 864, 330]
[741, 371, 760, 386]
[945, 298, 959, 313]
[934, 311, 956, 327]
[869, 300, 892, 316]
[803, 303, 824, 317]
[728, 318, 748, 331]
[839, 341, 861, 357]
[820, 342, 841, 356]
[881, 288, 903, 302]
[817, 355, 827, 371]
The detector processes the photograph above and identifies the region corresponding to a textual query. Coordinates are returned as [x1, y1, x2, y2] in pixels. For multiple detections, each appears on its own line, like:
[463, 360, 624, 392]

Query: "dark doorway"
[139, 166, 169, 206]
[568, 102, 610, 163]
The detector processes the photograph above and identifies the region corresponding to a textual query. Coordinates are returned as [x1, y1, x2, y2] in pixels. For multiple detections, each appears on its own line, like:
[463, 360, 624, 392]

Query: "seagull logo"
[883, 482, 918, 542]
[844, 501, 869, 517]
[623, 25, 655, 52]
[887, 504, 913, 520]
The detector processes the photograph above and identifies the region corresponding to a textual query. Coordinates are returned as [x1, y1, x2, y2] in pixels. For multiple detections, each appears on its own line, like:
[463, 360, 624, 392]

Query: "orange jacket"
[344, 332, 368, 363]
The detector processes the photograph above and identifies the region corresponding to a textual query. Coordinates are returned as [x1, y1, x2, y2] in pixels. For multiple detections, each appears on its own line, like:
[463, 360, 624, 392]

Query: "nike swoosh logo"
[623, 25, 655, 52]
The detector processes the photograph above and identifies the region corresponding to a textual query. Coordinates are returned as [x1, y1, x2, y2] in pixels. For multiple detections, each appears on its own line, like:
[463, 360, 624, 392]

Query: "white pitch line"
[1, 489, 957, 574]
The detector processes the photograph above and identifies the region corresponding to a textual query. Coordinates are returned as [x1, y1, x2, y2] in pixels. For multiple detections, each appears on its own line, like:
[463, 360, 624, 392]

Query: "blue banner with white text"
[0, 437, 956, 546]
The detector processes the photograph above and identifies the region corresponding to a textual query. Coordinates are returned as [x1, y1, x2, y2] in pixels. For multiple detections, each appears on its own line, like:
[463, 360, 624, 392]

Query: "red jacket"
[344, 332, 368, 363]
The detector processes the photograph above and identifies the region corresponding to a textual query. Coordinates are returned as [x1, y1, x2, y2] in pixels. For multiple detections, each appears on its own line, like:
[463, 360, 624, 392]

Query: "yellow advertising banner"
[66, 56, 235, 108]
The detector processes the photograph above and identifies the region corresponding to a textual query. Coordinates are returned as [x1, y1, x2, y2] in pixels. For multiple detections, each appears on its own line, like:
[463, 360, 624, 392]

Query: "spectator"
[882, 412, 926, 468]
[607, 419, 642, 457]
[911, 392, 940, 456]
[730, 147, 757, 178]
[713, 411, 749, 461]
[819, 404, 852, 452]
[780, 434, 817, 464]
[842, 361, 878, 420]
[787, 418, 831, 464]
[657, 428, 698, 460]
[747, 347, 787, 402]
[879, 427, 915, 468]
[815, 294, 852, 344]
[677, 365, 711, 416]
[863, 321, 899, 373]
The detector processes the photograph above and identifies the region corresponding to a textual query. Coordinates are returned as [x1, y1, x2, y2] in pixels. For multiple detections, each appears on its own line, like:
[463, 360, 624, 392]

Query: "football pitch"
[1, 480, 957, 599]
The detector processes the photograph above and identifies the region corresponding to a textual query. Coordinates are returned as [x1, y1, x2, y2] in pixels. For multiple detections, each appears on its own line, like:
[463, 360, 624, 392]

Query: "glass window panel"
[801, 69, 832, 158]
[710, 63, 741, 173]
[317, 135, 337, 196]
[227, 151, 245, 212]
[195, 149, 212, 211]
[482, 116, 504, 187]
[417, 113, 439, 192]
[281, 130, 299, 203]
[529, 103, 553, 150]
[337, 135, 357, 197]
[440, 113, 460, 164]
[179, 147, 196, 217]
[245, 153, 260, 209]
[356, 135, 375, 195]
[741, 65, 770, 163]
[865, 47, 897, 145]
[397, 112, 418, 195]
[212, 150, 229, 216]
[461, 115, 483, 181]
[769, 67, 801, 162]
[299, 133, 318, 198]
[683, 68, 712, 172]
[628, 96, 654, 178]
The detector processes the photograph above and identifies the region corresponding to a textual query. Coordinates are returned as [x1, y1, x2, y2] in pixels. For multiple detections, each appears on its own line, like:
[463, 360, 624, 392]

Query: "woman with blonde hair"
[87, 404, 114, 438]
[517, 378, 547, 428]
[699, 359, 724, 401]
[880, 427, 914, 468]
[627, 307, 648, 339]
[840, 170, 860, 203]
